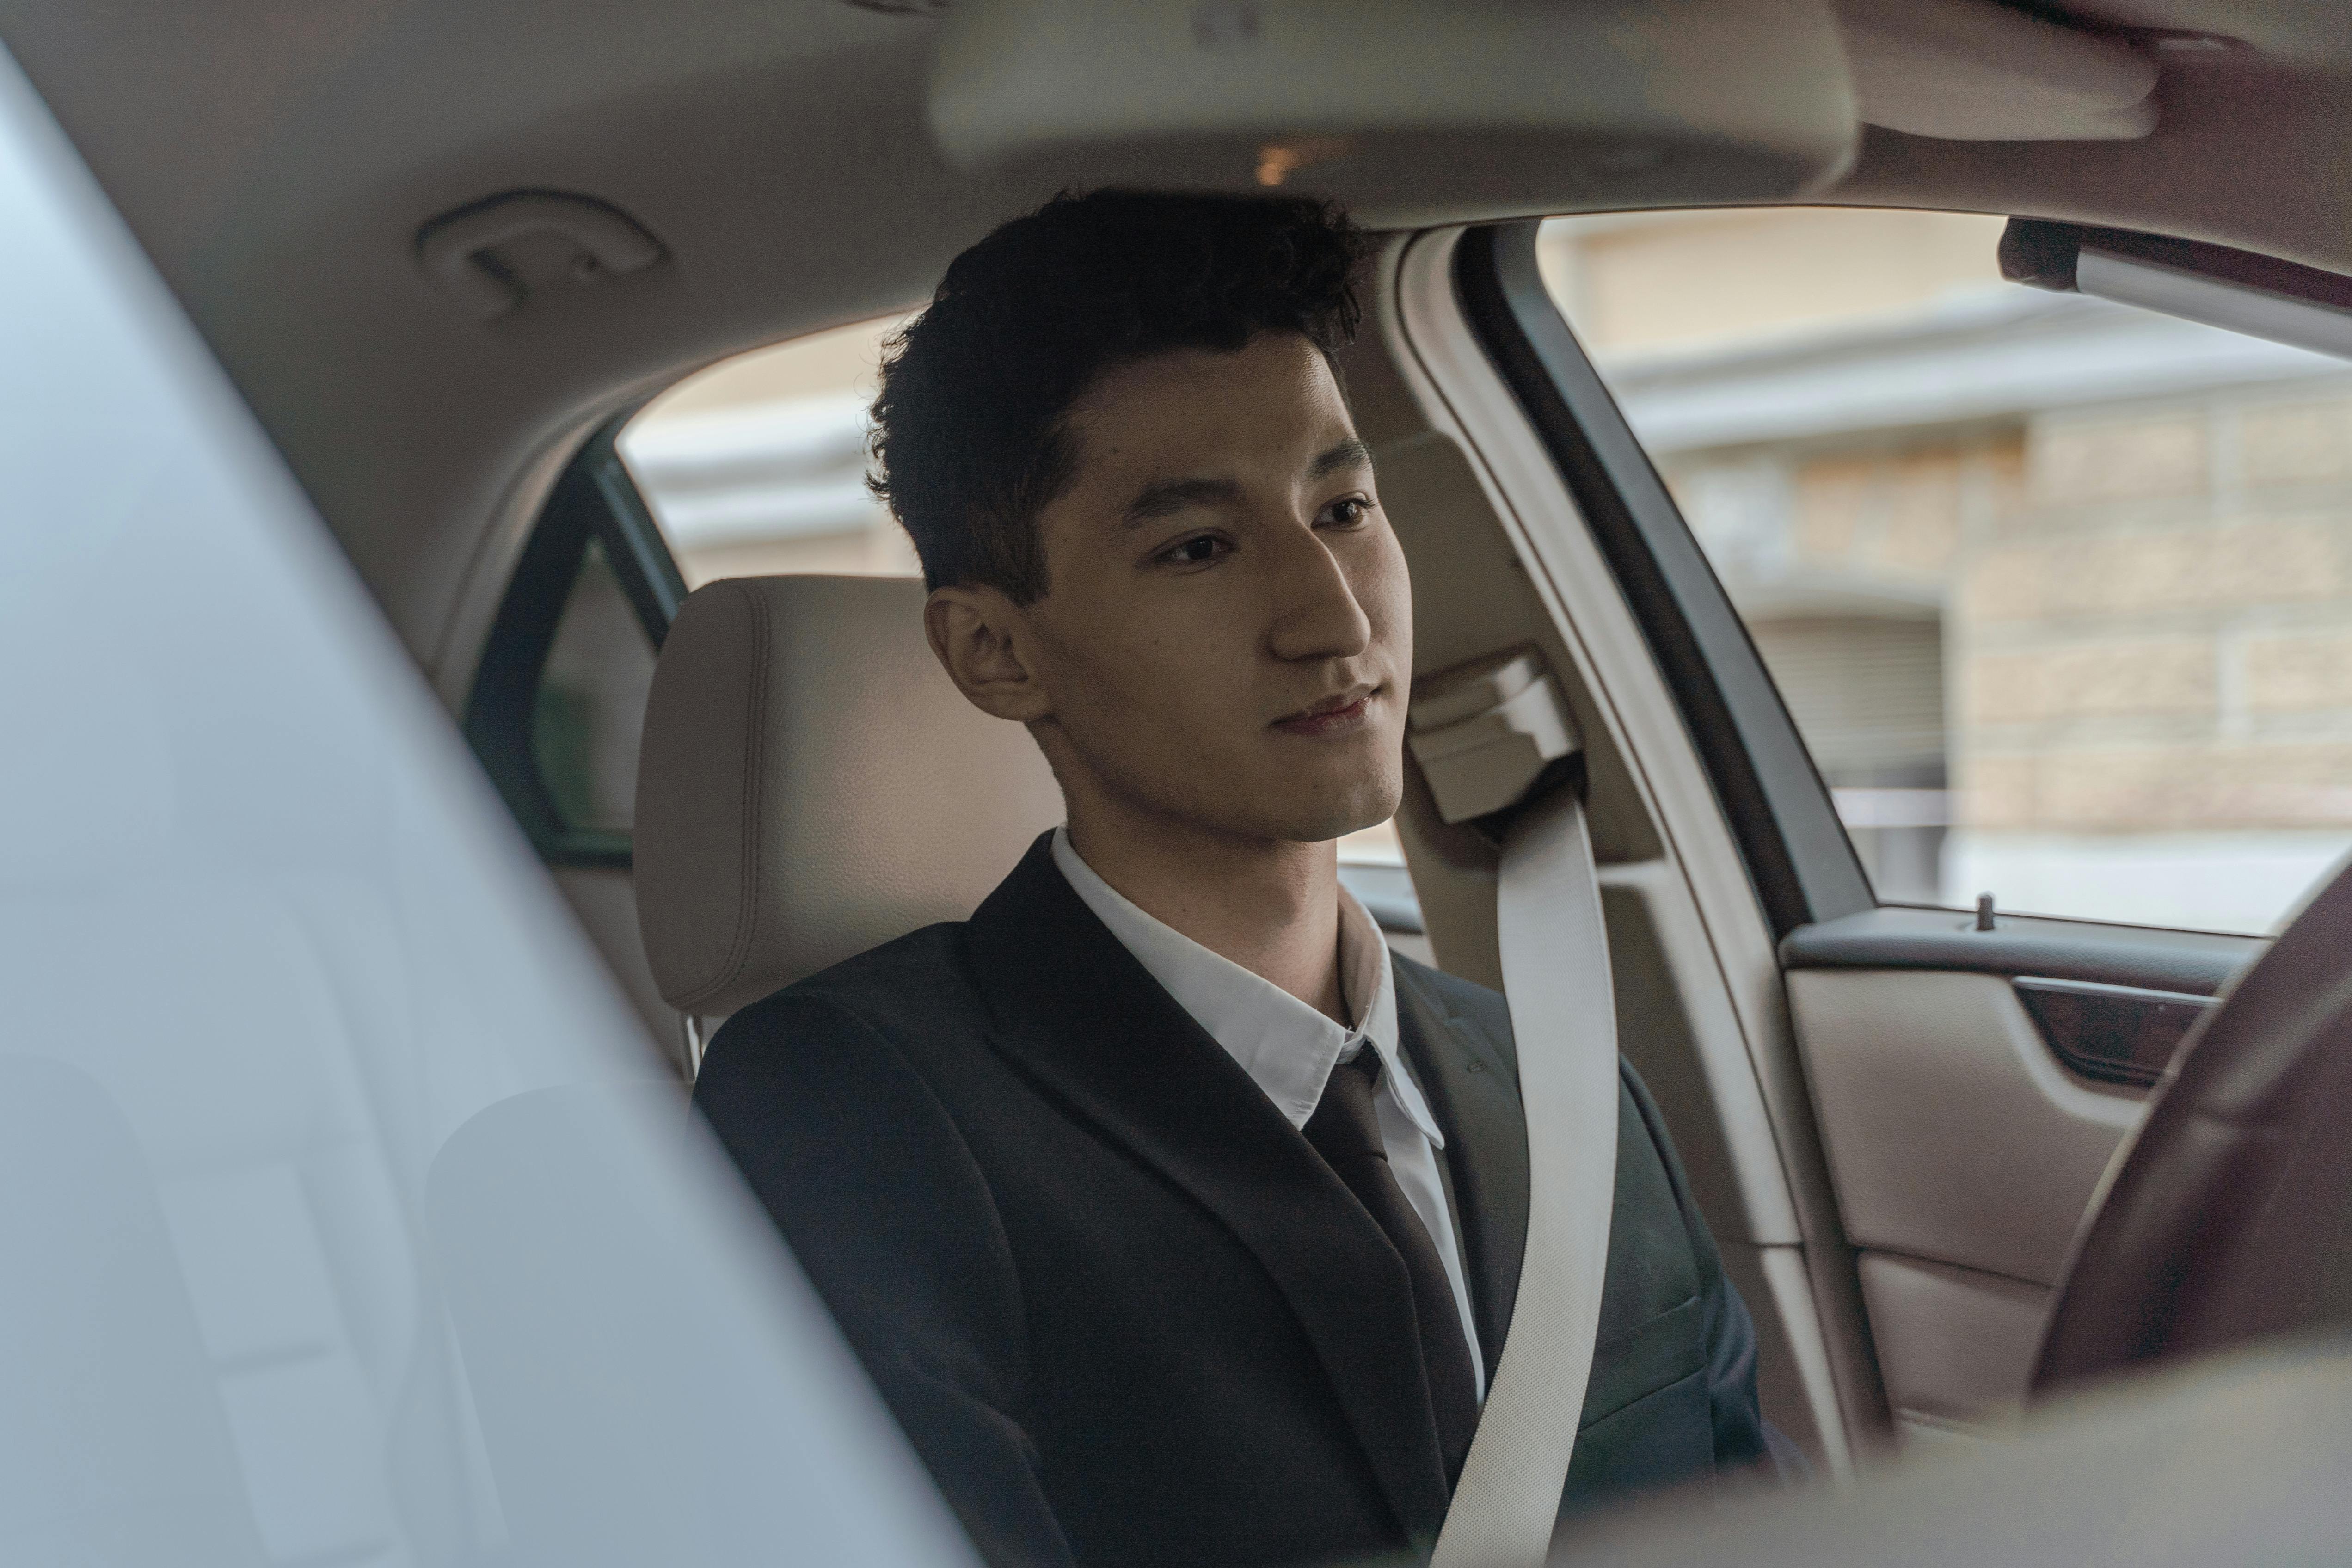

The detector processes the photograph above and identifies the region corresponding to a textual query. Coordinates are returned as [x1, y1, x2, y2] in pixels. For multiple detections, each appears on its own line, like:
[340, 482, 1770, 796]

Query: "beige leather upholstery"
[1789, 969, 2141, 1288]
[1786, 967, 2145, 1442]
[633, 575, 1064, 1017]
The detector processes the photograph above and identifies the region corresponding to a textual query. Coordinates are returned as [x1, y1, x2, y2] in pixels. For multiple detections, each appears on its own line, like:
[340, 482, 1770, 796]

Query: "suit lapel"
[1393, 963, 1531, 1383]
[963, 837, 1452, 1546]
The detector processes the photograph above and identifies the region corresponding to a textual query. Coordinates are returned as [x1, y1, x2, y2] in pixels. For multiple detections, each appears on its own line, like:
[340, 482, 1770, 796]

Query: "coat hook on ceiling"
[416, 191, 666, 321]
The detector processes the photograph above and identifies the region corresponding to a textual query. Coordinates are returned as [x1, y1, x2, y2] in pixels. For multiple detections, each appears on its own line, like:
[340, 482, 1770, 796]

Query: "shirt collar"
[1049, 827, 1444, 1148]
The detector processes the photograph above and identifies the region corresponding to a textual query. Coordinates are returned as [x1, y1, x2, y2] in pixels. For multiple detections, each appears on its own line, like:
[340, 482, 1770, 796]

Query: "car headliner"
[5, 0, 2349, 679]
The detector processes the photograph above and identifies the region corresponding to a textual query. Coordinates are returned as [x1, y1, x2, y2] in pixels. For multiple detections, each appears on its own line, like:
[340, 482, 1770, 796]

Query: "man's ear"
[925, 584, 1054, 725]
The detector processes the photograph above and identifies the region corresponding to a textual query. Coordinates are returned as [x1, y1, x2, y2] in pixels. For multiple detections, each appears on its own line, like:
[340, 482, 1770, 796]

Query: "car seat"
[631, 573, 1065, 1024]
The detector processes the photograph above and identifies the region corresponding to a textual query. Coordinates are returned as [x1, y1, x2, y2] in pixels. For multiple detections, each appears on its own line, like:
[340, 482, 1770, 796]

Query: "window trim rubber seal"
[1451, 222, 1873, 936]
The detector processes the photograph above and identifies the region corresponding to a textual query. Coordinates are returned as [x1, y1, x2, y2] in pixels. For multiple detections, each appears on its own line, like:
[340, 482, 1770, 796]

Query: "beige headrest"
[633, 575, 1064, 1016]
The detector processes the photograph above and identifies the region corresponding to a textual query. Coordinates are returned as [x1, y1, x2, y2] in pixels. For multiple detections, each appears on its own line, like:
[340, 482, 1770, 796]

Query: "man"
[693, 191, 1775, 1568]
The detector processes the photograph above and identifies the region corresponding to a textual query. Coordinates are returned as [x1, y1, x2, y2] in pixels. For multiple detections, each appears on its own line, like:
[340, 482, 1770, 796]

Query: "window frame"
[1452, 221, 1875, 938]
[464, 414, 687, 869]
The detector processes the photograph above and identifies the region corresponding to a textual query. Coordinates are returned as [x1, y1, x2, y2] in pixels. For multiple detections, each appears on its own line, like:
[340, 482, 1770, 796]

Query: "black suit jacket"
[694, 835, 1771, 1567]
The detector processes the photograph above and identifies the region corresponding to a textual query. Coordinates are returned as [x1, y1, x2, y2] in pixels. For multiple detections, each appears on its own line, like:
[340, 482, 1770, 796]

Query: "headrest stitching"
[680, 580, 773, 1014]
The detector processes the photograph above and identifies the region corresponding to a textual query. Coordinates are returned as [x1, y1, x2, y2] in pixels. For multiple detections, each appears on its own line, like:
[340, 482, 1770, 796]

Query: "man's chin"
[1258, 786, 1404, 849]
[1109, 744, 1401, 849]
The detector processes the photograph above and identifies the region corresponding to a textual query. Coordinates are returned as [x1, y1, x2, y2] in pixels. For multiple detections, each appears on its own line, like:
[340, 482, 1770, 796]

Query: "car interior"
[12, 0, 2352, 1556]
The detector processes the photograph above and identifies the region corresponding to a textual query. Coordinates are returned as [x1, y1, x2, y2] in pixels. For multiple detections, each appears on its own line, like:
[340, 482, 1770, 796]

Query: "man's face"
[1014, 331, 1412, 847]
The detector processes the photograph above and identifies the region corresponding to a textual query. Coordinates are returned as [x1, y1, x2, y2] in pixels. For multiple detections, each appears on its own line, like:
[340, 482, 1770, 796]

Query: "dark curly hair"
[868, 190, 1372, 603]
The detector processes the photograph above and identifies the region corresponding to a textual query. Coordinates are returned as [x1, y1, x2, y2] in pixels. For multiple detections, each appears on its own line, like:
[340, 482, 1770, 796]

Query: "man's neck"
[1064, 805, 1347, 1026]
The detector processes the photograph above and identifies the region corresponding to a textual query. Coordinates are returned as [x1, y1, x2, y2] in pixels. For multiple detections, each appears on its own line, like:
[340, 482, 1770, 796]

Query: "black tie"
[1302, 1050, 1480, 1486]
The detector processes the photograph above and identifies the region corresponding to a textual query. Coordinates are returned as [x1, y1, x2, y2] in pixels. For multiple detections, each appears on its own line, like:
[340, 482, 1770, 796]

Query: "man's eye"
[1161, 535, 1228, 566]
[1322, 497, 1373, 527]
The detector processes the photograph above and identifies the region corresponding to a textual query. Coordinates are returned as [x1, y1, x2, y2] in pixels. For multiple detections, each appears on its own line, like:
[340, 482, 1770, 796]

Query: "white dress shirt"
[1050, 828, 1486, 1398]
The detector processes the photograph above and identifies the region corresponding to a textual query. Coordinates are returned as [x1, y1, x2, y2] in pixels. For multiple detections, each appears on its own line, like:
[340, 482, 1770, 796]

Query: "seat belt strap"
[1408, 652, 1619, 1568]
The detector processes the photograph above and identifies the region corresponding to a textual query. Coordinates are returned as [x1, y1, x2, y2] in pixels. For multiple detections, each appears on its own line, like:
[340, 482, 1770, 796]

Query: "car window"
[1540, 208, 2352, 936]
[465, 424, 678, 867]
[536, 538, 655, 832]
[620, 315, 921, 586]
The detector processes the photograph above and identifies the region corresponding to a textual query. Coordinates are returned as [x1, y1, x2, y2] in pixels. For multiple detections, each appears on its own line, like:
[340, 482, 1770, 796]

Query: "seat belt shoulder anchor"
[1406, 649, 1583, 827]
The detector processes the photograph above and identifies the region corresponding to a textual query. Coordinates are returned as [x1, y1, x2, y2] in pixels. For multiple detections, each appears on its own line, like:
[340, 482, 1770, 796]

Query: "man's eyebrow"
[1122, 476, 1245, 528]
[1118, 440, 1374, 530]
[1305, 438, 1374, 483]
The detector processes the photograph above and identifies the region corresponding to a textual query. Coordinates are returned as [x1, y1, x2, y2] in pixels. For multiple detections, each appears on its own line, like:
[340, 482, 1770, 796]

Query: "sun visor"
[925, 0, 1859, 228]
[1838, 0, 2158, 141]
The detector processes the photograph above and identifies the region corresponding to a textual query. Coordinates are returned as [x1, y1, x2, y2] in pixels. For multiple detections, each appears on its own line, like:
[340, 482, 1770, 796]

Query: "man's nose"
[1264, 519, 1373, 664]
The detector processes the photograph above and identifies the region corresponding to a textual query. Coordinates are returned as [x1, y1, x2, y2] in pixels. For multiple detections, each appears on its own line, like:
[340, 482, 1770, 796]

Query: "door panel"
[1789, 969, 2139, 1441]
[1855, 1253, 2048, 1445]
[1782, 910, 2258, 1442]
[1791, 969, 2142, 1288]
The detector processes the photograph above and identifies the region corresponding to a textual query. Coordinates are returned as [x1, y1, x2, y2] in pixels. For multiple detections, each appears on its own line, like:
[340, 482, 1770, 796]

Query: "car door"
[1373, 210, 2343, 1463]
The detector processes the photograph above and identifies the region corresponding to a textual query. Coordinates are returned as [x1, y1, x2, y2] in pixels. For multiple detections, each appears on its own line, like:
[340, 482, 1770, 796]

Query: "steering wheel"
[2033, 857, 2352, 1392]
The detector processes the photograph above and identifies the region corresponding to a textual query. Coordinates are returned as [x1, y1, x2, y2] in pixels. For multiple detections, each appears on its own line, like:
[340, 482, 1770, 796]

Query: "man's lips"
[1271, 686, 1378, 737]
